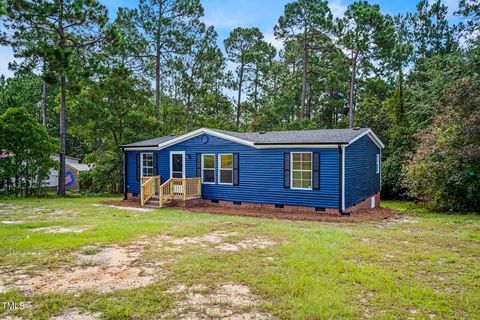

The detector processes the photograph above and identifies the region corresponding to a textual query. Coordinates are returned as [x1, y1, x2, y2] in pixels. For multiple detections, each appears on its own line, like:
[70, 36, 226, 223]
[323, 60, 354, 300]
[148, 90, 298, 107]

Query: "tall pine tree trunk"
[300, 27, 308, 120]
[185, 90, 192, 130]
[155, 41, 161, 120]
[398, 63, 404, 124]
[57, 0, 66, 196]
[236, 63, 244, 127]
[41, 80, 47, 127]
[58, 74, 66, 196]
[348, 51, 358, 129]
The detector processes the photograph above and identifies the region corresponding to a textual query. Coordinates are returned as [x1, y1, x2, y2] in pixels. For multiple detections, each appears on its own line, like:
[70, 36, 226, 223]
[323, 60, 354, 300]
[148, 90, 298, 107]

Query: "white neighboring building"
[47, 154, 91, 191]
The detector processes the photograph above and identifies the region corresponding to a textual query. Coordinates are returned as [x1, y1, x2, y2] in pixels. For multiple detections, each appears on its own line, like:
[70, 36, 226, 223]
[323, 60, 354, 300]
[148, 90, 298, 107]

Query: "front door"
[171, 152, 185, 178]
[170, 152, 185, 195]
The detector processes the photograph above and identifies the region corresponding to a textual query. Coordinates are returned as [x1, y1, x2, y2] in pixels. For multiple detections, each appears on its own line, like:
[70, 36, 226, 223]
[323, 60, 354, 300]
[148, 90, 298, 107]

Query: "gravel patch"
[157, 231, 276, 252]
[91, 203, 153, 212]
[165, 283, 272, 319]
[32, 226, 91, 233]
[1, 220, 25, 224]
[51, 308, 101, 320]
[4, 244, 164, 295]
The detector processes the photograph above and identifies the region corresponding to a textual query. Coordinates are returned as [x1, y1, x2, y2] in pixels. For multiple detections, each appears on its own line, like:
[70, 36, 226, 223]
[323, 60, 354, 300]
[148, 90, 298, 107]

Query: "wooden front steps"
[141, 177, 201, 207]
[144, 196, 202, 208]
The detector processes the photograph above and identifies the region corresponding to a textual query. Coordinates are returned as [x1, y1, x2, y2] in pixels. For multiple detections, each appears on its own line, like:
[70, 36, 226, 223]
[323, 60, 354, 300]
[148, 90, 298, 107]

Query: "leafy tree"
[244, 39, 276, 124]
[456, 0, 480, 44]
[71, 66, 160, 192]
[405, 78, 480, 212]
[338, 1, 394, 128]
[0, 107, 56, 195]
[224, 27, 270, 127]
[388, 14, 414, 124]
[129, 0, 203, 120]
[274, 0, 333, 120]
[3, 0, 109, 196]
[411, 0, 456, 60]
[174, 22, 227, 130]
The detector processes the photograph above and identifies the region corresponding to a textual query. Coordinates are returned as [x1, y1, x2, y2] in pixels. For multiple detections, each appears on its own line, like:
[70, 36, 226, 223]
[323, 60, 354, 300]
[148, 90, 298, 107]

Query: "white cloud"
[429, 0, 460, 18]
[329, 0, 347, 19]
[0, 46, 14, 78]
[264, 32, 283, 51]
[202, 8, 254, 29]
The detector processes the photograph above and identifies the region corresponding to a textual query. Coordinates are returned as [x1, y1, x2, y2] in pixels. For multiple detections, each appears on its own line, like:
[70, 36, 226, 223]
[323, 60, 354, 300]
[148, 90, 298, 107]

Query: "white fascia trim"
[123, 147, 159, 151]
[348, 129, 385, 149]
[158, 128, 255, 150]
[255, 144, 341, 149]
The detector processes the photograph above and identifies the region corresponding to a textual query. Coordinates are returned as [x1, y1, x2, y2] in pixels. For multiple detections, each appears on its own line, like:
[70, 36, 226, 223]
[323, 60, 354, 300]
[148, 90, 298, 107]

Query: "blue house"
[120, 128, 384, 215]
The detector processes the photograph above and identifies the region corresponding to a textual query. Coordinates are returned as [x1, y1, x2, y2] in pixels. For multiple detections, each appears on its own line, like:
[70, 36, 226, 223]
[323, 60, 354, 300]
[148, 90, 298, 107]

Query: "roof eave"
[347, 129, 385, 149]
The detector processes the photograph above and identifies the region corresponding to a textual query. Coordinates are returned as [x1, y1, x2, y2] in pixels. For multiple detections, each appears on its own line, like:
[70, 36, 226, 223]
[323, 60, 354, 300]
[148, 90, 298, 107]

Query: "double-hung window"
[219, 154, 233, 184]
[141, 153, 154, 176]
[202, 154, 215, 184]
[291, 152, 312, 190]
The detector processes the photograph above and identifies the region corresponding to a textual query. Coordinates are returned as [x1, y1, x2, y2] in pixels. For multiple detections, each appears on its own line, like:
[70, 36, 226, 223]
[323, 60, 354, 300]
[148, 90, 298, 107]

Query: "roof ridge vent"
[353, 127, 361, 130]
[169, 134, 176, 137]
[259, 131, 267, 134]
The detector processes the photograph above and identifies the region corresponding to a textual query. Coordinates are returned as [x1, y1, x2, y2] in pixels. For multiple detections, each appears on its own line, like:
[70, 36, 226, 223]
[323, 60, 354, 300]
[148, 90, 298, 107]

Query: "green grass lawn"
[0, 197, 479, 319]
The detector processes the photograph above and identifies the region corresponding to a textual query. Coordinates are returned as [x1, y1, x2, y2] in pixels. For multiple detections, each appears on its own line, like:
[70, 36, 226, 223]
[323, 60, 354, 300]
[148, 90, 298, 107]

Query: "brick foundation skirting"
[127, 192, 139, 200]
[346, 192, 381, 213]
[127, 192, 380, 216]
[200, 199, 341, 216]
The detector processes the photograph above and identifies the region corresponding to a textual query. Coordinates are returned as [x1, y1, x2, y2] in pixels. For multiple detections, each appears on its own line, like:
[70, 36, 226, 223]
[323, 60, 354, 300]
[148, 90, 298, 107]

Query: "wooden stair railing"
[157, 177, 201, 207]
[140, 176, 160, 206]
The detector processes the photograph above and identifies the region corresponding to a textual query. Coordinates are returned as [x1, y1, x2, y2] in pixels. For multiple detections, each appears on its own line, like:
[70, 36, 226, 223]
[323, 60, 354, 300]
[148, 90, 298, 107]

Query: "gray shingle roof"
[210, 128, 370, 144]
[121, 128, 372, 148]
[121, 135, 178, 148]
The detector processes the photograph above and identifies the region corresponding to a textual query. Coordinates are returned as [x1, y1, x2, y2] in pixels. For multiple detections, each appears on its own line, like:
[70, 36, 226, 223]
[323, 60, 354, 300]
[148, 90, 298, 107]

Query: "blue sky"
[0, 0, 460, 78]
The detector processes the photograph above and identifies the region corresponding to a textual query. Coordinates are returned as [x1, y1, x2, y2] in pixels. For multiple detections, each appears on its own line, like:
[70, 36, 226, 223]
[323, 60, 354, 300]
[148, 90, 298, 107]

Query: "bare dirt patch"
[164, 283, 272, 319]
[91, 203, 153, 212]
[51, 308, 102, 320]
[1, 220, 25, 224]
[3, 243, 164, 295]
[183, 206, 396, 223]
[0, 203, 23, 214]
[157, 231, 276, 252]
[32, 225, 91, 233]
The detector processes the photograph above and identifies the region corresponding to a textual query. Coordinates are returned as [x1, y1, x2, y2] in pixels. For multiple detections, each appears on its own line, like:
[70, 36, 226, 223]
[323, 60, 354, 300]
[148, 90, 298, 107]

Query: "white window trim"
[290, 151, 313, 190]
[218, 153, 233, 185]
[140, 152, 154, 177]
[169, 151, 185, 179]
[376, 153, 380, 174]
[201, 154, 215, 184]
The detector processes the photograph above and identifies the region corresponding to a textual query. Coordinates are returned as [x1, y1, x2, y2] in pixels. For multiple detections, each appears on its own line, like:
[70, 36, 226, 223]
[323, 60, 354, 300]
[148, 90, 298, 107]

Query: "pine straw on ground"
[101, 199, 396, 223]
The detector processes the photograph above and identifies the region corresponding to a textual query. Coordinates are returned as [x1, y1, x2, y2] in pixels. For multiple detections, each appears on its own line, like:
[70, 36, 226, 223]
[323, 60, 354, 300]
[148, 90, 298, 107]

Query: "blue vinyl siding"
[344, 135, 381, 207]
[126, 134, 340, 208]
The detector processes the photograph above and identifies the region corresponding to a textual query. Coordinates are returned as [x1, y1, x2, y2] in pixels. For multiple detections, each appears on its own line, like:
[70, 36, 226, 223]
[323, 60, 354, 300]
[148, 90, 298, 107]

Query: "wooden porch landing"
[140, 176, 201, 207]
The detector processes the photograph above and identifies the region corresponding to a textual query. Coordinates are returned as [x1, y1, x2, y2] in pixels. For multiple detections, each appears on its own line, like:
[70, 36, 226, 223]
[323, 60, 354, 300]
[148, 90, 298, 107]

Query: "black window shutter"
[284, 153, 290, 188]
[233, 153, 239, 186]
[154, 153, 158, 176]
[313, 152, 320, 190]
[136, 153, 140, 181]
[196, 153, 201, 177]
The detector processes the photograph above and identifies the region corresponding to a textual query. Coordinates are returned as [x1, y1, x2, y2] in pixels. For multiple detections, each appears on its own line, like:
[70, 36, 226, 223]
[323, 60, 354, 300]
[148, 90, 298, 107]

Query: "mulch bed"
[101, 199, 396, 223]
[183, 206, 396, 223]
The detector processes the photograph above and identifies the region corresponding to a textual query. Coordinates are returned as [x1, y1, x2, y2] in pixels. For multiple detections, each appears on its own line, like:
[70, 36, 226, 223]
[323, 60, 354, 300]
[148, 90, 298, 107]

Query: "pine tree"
[3, 0, 108, 196]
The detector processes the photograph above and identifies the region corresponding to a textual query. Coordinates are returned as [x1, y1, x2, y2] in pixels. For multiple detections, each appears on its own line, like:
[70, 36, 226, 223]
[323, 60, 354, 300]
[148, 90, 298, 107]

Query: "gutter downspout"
[338, 144, 348, 215]
[122, 147, 127, 200]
